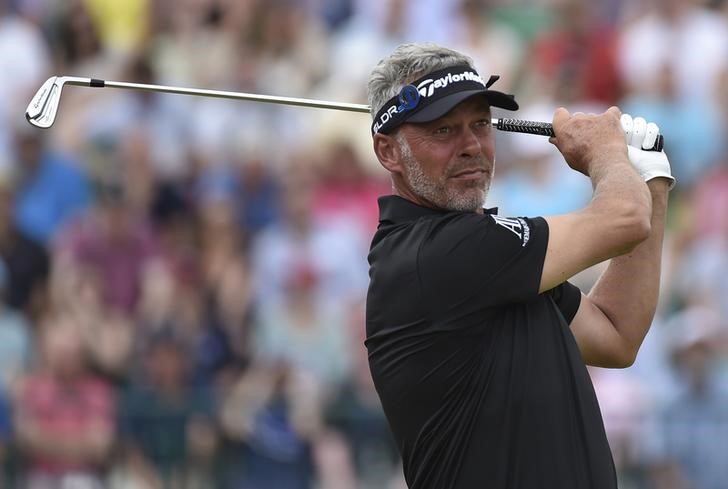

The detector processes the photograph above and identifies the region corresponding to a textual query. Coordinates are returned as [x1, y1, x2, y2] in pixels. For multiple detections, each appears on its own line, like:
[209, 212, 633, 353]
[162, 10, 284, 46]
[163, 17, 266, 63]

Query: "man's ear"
[373, 133, 402, 174]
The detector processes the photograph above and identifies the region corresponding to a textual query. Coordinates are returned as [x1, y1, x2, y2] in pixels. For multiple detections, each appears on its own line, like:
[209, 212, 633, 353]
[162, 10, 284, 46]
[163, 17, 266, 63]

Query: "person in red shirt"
[529, 0, 623, 106]
[14, 314, 116, 489]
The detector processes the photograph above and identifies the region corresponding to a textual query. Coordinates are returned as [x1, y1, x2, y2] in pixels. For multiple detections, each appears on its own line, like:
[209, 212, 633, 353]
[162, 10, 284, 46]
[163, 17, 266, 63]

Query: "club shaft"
[29, 77, 665, 151]
[74, 78, 373, 114]
[95, 79, 562, 141]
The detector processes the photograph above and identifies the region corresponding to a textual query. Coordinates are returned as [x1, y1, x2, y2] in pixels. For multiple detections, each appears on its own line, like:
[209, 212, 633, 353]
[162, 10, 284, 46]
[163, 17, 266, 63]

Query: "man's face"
[394, 96, 496, 212]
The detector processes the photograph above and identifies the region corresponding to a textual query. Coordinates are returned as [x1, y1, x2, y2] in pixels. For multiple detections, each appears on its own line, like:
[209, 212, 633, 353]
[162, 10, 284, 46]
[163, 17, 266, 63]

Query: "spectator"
[645, 307, 728, 489]
[0, 257, 33, 392]
[81, 0, 150, 57]
[312, 139, 388, 238]
[329, 0, 416, 89]
[11, 126, 92, 247]
[219, 361, 324, 489]
[116, 328, 218, 488]
[0, 0, 51, 129]
[195, 185, 247, 294]
[197, 254, 256, 390]
[621, 61, 725, 187]
[687, 157, 728, 240]
[233, 152, 281, 236]
[449, 0, 525, 93]
[324, 301, 400, 488]
[251, 0, 329, 98]
[0, 168, 49, 318]
[14, 314, 116, 489]
[49, 262, 135, 381]
[669, 224, 728, 316]
[618, 0, 728, 107]
[50, 0, 108, 74]
[149, 0, 238, 88]
[527, 0, 623, 105]
[250, 162, 368, 310]
[253, 260, 353, 389]
[54, 180, 159, 316]
[589, 366, 656, 489]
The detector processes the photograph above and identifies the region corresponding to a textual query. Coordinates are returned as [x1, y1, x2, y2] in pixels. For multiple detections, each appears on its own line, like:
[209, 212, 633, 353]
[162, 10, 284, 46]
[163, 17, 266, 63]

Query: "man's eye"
[434, 126, 451, 134]
[475, 119, 491, 128]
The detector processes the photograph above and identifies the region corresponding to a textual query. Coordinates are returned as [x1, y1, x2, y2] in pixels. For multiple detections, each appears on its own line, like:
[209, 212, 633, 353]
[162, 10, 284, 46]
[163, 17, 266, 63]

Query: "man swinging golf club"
[364, 42, 673, 489]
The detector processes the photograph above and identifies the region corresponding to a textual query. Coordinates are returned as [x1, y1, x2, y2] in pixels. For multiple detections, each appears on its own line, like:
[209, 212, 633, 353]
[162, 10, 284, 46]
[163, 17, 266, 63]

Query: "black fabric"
[365, 196, 616, 489]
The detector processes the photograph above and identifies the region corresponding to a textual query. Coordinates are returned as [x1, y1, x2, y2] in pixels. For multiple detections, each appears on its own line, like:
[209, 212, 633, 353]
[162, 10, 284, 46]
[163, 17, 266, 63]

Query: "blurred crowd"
[0, 0, 727, 488]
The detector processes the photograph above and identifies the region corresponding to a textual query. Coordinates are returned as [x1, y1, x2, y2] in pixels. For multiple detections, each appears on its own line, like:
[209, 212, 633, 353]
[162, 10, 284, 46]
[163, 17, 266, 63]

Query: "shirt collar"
[378, 195, 498, 224]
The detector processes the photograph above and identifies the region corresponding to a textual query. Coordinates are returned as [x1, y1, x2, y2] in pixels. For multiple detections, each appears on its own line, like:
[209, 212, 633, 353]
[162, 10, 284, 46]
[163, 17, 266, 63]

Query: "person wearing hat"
[364, 42, 674, 489]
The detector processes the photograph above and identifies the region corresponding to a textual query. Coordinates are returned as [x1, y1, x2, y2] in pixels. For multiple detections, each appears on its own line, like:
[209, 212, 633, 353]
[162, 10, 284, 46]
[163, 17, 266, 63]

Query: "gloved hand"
[621, 114, 675, 189]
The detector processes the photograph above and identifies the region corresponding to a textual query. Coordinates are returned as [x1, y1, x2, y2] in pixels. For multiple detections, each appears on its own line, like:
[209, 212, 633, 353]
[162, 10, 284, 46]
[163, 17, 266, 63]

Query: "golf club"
[25, 76, 664, 151]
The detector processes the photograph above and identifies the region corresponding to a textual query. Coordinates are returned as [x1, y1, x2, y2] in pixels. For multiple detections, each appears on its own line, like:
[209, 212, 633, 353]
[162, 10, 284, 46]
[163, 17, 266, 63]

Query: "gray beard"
[397, 134, 491, 212]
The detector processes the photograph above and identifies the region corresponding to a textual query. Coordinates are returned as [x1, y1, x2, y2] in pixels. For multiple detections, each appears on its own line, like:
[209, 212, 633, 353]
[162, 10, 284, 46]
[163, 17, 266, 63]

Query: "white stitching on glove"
[621, 113, 676, 190]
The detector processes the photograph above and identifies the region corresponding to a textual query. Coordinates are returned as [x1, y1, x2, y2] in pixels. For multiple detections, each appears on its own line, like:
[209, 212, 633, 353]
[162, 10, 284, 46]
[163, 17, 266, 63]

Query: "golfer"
[365, 43, 673, 489]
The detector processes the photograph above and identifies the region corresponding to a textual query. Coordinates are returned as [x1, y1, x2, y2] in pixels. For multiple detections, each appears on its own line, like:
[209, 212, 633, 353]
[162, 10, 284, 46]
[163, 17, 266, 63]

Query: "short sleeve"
[417, 213, 549, 313]
[547, 281, 583, 324]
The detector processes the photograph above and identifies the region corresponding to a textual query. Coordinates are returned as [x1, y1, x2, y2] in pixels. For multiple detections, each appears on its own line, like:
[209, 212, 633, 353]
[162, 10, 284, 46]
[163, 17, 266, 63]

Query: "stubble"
[397, 134, 491, 212]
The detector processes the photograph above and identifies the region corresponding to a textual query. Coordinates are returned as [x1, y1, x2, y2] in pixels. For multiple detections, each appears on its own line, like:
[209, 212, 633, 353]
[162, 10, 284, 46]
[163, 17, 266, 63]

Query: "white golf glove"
[621, 113, 675, 189]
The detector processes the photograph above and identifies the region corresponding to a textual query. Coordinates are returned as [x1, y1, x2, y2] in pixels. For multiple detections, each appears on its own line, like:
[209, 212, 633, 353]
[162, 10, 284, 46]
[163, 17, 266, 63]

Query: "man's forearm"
[587, 150, 653, 254]
[538, 152, 652, 294]
[587, 179, 670, 359]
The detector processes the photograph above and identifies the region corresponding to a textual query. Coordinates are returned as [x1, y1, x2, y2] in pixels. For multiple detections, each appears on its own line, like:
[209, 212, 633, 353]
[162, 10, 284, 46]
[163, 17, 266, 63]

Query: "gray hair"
[367, 43, 476, 121]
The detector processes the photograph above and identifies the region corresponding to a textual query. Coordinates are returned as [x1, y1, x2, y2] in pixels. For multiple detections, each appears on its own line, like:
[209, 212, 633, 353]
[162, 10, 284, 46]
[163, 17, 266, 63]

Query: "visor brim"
[406, 89, 519, 124]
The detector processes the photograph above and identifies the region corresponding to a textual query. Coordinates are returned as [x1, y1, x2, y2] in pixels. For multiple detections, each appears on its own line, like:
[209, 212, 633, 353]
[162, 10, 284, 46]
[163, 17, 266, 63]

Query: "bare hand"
[549, 106, 628, 177]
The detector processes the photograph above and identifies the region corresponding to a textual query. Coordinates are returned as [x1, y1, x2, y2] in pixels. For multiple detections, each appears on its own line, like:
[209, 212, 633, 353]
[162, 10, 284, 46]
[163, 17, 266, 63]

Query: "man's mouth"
[450, 168, 487, 180]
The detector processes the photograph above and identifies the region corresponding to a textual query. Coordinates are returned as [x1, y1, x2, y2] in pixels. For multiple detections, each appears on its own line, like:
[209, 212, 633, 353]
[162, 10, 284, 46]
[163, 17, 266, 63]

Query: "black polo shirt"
[365, 195, 616, 489]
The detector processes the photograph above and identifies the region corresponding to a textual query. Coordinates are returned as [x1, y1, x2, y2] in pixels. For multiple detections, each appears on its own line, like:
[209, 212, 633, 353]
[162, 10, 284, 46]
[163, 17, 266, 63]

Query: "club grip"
[494, 118, 665, 152]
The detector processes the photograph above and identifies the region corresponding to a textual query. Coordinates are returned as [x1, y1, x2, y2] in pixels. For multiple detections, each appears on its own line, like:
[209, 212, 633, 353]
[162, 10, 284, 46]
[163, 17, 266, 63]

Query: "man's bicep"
[541, 212, 622, 293]
[569, 292, 633, 368]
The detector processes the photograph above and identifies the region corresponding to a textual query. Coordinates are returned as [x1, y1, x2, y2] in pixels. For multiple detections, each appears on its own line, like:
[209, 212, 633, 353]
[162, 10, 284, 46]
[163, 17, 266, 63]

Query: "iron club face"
[25, 76, 92, 129]
[25, 76, 62, 128]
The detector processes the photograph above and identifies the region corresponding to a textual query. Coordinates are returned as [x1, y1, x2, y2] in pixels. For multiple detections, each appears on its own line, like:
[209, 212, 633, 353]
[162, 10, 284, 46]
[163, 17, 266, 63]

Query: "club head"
[25, 76, 64, 129]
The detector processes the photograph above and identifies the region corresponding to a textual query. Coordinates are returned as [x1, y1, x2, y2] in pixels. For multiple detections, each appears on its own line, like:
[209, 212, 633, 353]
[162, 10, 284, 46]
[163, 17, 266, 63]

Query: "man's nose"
[459, 127, 482, 158]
